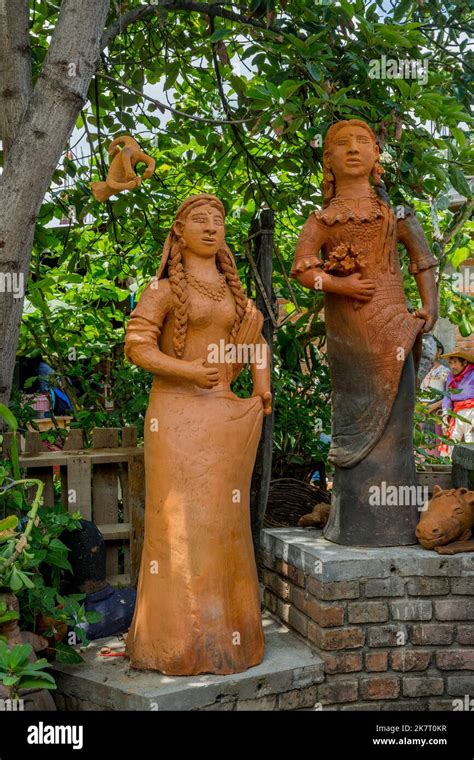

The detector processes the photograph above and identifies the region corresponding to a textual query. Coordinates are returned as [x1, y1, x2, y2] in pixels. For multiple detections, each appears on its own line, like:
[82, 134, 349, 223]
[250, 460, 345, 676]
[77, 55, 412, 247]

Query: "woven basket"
[263, 478, 331, 529]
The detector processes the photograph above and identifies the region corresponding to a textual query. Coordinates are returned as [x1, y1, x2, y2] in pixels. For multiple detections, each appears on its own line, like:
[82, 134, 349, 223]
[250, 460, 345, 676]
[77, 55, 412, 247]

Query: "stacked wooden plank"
[2, 427, 144, 586]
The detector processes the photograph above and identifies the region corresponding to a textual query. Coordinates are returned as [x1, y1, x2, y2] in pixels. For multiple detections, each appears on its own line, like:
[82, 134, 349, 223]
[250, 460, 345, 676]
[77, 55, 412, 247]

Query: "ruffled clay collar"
[315, 194, 384, 225]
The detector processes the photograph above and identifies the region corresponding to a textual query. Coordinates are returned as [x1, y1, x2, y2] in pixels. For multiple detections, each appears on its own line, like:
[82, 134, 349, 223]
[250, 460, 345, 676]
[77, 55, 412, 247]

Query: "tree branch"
[0, 0, 32, 157]
[441, 199, 474, 247]
[99, 70, 261, 125]
[101, 0, 278, 50]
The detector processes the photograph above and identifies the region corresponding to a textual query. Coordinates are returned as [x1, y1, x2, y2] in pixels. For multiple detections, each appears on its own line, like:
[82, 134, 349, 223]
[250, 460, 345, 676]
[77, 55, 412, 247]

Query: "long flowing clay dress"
[124, 279, 265, 674]
[291, 195, 437, 546]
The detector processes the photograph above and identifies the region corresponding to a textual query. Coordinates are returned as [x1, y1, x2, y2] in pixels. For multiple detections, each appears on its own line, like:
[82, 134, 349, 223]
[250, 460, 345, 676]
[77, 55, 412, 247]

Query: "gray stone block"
[365, 578, 406, 597]
[261, 529, 467, 581]
[53, 611, 324, 711]
[435, 599, 474, 621]
[447, 676, 474, 696]
[452, 443, 474, 490]
[348, 602, 389, 624]
[402, 677, 444, 697]
[391, 600, 433, 621]
[368, 625, 408, 648]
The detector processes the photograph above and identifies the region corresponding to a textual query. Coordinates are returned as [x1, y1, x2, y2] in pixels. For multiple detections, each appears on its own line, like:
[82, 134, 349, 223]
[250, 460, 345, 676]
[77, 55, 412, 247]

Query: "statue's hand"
[332, 272, 375, 302]
[185, 358, 220, 389]
[413, 306, 437, 333]
[253, 389, 272, 416]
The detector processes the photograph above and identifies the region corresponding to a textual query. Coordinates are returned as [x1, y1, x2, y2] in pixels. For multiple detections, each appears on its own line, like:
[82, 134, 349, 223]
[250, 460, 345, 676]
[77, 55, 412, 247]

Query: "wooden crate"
[2, 427, 144, 586]
[416, 465, 452, 497]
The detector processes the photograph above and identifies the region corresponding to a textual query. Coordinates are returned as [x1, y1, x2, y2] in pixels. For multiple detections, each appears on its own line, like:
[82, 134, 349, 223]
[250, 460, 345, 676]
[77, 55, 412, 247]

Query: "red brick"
[410, 624, 454, 645]
[275, 598, 290, 624]
[263, 589, 277, 614]
[274, 559, 305, 588]
[367, 625, 408, 647]
[324, 653, 362, 674]
[263, 570, 291, 601]
[291, 587, 344, 627]
[260, 551, 274, 570]
[402, 677, 444, 698]
[288, 605, 308, 637]
[348, 602, 388, 624]
[435, 599, 474, 621]
[307, 577, 360, 600]
[436, 650, 474, 670]
[391, 650, 432, 672]
[451, 579, 474, 595]
[365, 652, 388, 672]
[318, 680, 358, 704]
[458, 626, 474, 645]
[360, 677, 400, 700]
[307, 623, 365, 651]
[407, 578, 450, 596]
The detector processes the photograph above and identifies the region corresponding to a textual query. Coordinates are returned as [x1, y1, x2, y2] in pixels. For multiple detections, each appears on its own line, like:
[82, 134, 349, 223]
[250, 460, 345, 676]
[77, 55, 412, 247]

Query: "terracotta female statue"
[124, 194, 271, 674]
[291, 119, 438, 546]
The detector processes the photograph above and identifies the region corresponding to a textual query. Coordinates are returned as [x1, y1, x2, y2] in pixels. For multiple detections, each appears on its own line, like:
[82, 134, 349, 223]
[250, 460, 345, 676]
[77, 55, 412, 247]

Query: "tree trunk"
[250, 209, 275, 551]
[0, 0, 110, 405]
[0, 1, 32, 157]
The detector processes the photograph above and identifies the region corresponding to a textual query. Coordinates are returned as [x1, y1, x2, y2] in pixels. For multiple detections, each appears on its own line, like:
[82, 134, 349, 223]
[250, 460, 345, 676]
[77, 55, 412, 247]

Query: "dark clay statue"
[291, 120, 438, 546]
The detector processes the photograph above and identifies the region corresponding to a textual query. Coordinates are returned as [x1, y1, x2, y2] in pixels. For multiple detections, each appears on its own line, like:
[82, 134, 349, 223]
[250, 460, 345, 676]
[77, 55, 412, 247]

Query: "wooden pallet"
[2, 426, 144, 586]
[416, 465, 452, 496]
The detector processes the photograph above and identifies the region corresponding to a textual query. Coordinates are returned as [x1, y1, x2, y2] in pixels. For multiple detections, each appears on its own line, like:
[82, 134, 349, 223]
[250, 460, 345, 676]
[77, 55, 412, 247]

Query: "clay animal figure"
[298, 502, 331, 528]
[91, 135, 155, 202]
[416, 485, 474, 554]
[0, 592, 56, 710]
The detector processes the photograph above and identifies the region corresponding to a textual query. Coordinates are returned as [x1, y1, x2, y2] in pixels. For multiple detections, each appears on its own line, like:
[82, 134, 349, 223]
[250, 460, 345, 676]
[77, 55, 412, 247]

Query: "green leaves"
[0, 601, 19, 626]
[11, 0, 471, 485]
[54, 642, 84, 665]
[448, 168, 473, 200]
[8, 567, 35, 593]
[210, 29, 227, 43]
[0, 516, 19, 533]
[0, 641, 56, 698]
[0, 404, 18, 433]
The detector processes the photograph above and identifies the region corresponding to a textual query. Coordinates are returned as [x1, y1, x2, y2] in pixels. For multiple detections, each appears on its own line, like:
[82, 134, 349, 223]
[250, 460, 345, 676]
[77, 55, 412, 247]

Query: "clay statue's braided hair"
[322, 119, 389, 207]
[162, 194, 247, 359]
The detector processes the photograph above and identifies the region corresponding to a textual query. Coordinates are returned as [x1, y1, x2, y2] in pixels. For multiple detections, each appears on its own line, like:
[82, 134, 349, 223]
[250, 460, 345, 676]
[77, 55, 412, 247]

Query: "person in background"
[420, 338, 449, 406]
[419, 338, 450, 456]
[439, 350, 474, 455]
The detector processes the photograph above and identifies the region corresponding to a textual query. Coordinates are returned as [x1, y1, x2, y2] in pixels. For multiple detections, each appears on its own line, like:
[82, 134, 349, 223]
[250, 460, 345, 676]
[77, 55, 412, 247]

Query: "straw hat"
[440, 350, 474, 364]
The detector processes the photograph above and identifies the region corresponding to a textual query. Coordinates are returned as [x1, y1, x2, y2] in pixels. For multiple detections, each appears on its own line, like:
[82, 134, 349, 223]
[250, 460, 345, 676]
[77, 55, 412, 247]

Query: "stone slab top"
[261, 528, 474, 581]
[52, 612, 324, 711]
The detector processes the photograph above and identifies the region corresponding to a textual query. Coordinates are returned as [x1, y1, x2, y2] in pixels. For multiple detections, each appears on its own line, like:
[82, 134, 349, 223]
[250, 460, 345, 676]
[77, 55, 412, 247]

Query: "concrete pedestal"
[52, 612, 324, 711]
[452, 443, 474, 490]
[262, 528, 474, 710]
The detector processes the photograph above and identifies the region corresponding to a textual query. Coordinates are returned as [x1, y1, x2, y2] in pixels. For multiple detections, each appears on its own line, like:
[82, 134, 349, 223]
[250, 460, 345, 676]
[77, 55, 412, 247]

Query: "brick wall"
[262, 535, 474, 711]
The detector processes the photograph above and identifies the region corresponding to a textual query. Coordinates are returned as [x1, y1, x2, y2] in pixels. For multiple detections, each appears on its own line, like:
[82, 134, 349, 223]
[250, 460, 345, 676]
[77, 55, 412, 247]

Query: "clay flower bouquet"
[323, 243, 368, 309]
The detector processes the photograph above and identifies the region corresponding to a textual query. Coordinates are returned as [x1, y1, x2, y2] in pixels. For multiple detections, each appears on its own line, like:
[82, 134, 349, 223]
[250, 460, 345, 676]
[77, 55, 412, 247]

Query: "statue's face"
[326, 124, 377, 182]
[177, 203, 225, 258]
